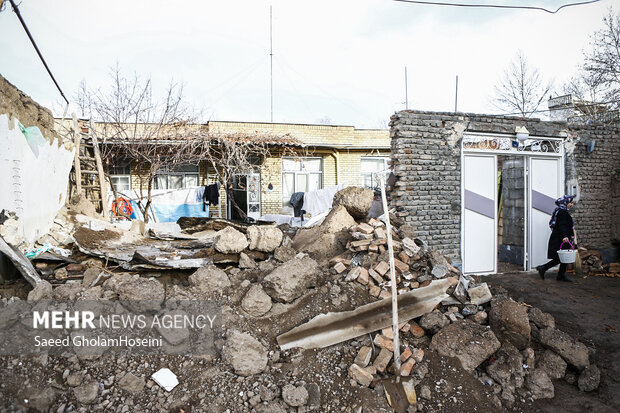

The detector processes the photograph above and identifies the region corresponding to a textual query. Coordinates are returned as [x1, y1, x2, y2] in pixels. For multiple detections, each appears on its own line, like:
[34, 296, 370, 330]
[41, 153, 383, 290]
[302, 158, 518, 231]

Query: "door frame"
[461, 132, 564, 274]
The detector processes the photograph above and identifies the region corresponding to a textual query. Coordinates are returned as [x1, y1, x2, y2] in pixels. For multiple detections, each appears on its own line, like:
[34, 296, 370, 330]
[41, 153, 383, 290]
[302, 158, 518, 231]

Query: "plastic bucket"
[557, 241, 576, 264]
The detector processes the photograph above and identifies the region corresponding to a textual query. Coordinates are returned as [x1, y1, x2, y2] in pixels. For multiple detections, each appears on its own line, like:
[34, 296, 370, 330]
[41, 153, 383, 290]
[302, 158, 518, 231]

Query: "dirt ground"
[487, 271, 620, 413]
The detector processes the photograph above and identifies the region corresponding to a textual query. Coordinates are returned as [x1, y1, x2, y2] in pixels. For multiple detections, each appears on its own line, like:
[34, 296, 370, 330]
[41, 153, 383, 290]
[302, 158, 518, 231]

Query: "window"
[282, 157, 323, 211]
[109, 159, 131, 192]
[154, 164, 200, 190]
[360, 157, 389, 191]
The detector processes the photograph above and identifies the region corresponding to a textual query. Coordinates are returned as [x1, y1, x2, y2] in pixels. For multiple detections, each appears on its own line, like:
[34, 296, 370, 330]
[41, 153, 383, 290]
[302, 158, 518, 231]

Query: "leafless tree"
[493, 51, 552, 117]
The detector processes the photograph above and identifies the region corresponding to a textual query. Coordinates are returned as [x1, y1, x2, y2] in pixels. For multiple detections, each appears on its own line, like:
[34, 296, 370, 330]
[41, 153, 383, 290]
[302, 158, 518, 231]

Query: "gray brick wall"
[390, 110, 619, 263]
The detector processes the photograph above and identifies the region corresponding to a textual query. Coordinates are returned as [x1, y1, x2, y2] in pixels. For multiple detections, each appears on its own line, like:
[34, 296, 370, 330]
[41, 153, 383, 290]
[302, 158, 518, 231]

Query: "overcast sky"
[0, 0, 613, 129]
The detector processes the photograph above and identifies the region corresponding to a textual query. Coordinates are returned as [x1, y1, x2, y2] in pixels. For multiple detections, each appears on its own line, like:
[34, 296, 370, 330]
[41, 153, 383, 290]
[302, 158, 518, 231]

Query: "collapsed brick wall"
[389, 110, 619, 263]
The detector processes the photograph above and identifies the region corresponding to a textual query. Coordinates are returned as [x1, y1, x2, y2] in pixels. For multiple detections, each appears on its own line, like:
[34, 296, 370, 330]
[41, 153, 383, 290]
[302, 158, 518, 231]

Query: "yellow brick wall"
[260, 155, 282, 216]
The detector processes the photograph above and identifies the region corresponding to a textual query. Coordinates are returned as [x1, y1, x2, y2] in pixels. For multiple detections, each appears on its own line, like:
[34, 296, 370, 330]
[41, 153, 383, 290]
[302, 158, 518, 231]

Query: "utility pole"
[270, 5, 273, 123]
[405, 66, 408, 110]
[454, 75, 459, 112]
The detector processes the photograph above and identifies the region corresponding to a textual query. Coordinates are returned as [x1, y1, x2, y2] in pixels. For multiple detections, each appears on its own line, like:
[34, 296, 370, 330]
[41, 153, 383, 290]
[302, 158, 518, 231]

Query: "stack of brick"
[576, 248, 620, 277]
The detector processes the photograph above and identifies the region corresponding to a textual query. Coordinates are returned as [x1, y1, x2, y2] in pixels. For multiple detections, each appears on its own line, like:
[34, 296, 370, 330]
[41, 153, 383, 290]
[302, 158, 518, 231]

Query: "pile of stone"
[577, 247, 620, 277]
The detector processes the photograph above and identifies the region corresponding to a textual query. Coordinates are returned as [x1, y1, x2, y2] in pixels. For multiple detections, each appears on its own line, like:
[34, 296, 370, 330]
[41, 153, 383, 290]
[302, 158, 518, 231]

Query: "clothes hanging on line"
[288, 192, 305, 218]
[203, 183, 220, 212]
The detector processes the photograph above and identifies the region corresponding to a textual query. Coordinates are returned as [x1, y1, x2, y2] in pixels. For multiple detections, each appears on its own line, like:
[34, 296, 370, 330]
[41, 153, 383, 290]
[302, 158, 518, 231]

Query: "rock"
[238, 252, 256, 269]
[256, 401, 288, 413]
[348, 364, 374, 387]
[74, 381, 99, 404]
[528, 307, 555, 330]
[281, 384, 309, 407]
[66, 371, 84, 387]
[273, 246, 296, 262]
[53, 283, 83, 300]
[292, 205, 356, 262]
[262, 256, 319, 303]
[539, 328, 589, 370]
[189, 265, 231, 292]
[103, 274, 165, 312]
[222, 330, 268, 376]
[332, 186, 374, 219]
[526, 369, 554, 400]
[354, 346, 373, 367]
[241, 284, 272, 317]
[16, 386, 55, 412]
[538, 350, 567, 380]
[82, 267, 102, 287]
[399, 224, 415, 240]
[214, 226, 249, 253]
[431, 264, 449, 279]
[419, 310, 450, 334]
[468, 283, 492, 305]
[430, 319, 501, 372]
[486, 343, 525, 392]
[489, 298, 531, 350]
[259, 385, 280, 402]
[247, 226, 283, 252]
[118, 373, 145, 394]
[462, 304, 478, 316]
[419, 385, 431, 400]
[54, 267, 68, 280]
[304, 383, 321, 406]
[578, 365, 600, 392]
[473, 311, 488, 324]
[27, 280, 52, 303]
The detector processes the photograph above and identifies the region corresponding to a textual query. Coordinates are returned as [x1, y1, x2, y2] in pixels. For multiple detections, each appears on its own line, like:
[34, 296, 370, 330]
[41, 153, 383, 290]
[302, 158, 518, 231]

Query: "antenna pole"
[454, 75, 459, 112]
[405, 66, 408, 110]
[270, 5, 273, 123]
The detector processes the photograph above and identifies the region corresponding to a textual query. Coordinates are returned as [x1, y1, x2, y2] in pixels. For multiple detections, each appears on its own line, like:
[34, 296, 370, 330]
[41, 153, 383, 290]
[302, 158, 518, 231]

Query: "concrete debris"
[525, 369, 554, 400]
[241, 284, 273, 317]
[332, 186, 374, 219]
[468, 282, 492, 305]
[577, 365, 601, 392]
[528, 306, 555, 330]
[539, 328, 590, 370]
[189, 264, 232, 293]
[247, 225, 283, 252]
[419, 310, 450, 334]
[222, 330, 268, 376]
[118, 372, 145, 394]
[489, 298, 531, 350]
[262, 256, 319, 303]
[281, 384, 309, 407]
[214, 226, 249, 253]
[538, 349, 567, 380]
[151, 368, 179, 392]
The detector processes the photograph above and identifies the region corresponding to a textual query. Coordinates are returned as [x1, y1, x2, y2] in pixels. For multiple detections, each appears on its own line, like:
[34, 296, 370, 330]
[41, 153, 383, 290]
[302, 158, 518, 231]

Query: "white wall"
[0, 114, 74, 244]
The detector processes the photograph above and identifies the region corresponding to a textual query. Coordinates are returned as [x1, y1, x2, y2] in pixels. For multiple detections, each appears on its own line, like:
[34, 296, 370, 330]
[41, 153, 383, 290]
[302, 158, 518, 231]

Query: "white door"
[247, 172, 261, 220]
[528, 157, 562, 269]
[463, 154, 497, 274]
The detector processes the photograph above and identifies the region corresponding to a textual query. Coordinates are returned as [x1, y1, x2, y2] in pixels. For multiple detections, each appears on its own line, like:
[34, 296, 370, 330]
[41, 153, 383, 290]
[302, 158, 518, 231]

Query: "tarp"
[301, 184, 346, 217]
[110, 187, 209, 223]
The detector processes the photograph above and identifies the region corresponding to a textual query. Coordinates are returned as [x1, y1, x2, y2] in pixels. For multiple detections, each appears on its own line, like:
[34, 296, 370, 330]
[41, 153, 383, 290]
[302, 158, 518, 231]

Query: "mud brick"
[369, 268, 384, 284]
[369, 244, 379, 253]
[351, 239, 372, 248]
[412, 348, 424, 363]
[345, 266, 362, 281]
[373, 334, 394, 351]
[333, 262, 347, 274]
[348, 364, 374, 387]
[400, 358, 416, 376]
[329, 255, 346, 266]
[379, 245, 386, 254]
[393, 258, 409, 273]
[374, 261, 390, 276]
[381, 327, 393, 339]
[410, 322, 425, 338]
[368, 283, 381, 297]
[373, 348, 393, 372]
[400, 347, 413, 362]
[356, 267, 369, 285]
[66, 264, 85, 272]
[372, 238, 387, 246]
[398, 251, 410, 264]
[400, 323, 411, 333]
[419, 280, 431, 287]
[374, 227, 386, 240]
[379, 290, 392, 300]
[357, 222, 374, 234]
[369, 218, 384, 228]
[354, 346, 373, 367]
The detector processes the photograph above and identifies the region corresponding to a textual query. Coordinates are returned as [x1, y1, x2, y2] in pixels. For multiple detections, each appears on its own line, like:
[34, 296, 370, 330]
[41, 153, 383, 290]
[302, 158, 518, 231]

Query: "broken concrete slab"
[189, 264, 231, 293]
[539, 328, 590, 370]
[214, 226, 249, 253]
[277, 278, 453, 350]
[489, 298, 531, 350]
[468, 283, 492, 305]
[247, 225, 283, 252]
[241, 284, 273, 317]
[222, 330, 268, 376]
[332, 186, 374, 219]
[0, 235, 42, 286]
[262, 256, 319, 303]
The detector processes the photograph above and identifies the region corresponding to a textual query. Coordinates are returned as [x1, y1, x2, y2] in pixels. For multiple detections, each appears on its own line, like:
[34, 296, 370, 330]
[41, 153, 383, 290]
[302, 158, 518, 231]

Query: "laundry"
[301, 184, 345, 217]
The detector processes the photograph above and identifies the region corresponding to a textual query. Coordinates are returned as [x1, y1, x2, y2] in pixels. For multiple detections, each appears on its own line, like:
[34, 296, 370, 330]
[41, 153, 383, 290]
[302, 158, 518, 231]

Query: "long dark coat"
[547, 208, 574, 259]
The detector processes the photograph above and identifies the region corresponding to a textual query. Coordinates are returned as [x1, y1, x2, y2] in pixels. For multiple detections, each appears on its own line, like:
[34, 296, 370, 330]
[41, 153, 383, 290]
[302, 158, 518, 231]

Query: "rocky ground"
[0, 186, 613, 412]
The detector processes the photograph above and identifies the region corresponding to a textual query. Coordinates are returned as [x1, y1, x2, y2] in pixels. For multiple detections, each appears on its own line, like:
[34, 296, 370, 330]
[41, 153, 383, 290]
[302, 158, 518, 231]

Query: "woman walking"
[536, 195, 575, 282]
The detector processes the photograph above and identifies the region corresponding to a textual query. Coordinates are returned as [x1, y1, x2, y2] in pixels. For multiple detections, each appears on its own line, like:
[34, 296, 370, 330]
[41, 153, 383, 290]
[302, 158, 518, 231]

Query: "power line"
[392, 0, 602, 14]
[8, 0, 69, 104]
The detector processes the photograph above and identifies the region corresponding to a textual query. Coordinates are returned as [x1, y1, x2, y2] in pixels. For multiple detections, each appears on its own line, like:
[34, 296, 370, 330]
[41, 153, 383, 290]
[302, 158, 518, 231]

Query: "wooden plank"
[90, 119, 110, 219]
[72, 113, 82, 196]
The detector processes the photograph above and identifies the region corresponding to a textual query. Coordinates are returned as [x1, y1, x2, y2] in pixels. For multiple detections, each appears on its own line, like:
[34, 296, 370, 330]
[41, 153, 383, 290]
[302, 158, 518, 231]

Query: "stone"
[103, 274, 165, 312]
[354, 346, 373, 367]
[489, 298, 531, 350]
[66, 371, 84, 387]
[349, 364, 374, 387]
[222, 330, 268, 376]
[538, 350, 567, 380]
[214, 226, 249, 253]
[262, 256, 319, 303]
[82, 267, 102, 287]
[16, 386, 55, 412]
[304, 383, 321, 406]
[462, 304, 478, 316]
[54, 267, 68, 280]
[539, 328, 589, 370]
[526, 369, 554, 400]
[373, 348, 393, 373]
[247, 225, 283, 252]
[468, 283, 492, 305]
[189, 265, 231, 292]
[578, 365, 600, 392]
[373, 334, 394, 351]
[399, 224, 415, 240]
[118, 373, 145, 394]
[74, 381, 99, 404]
[259, 384, 280, 402]
[486, 343, 525, 392]
[332, 186, 374, 219]
[241, 284, 272, 317]
[473, 311, 488, 324]
[238, 252, 256, 269]
[430, 319, 501, 372]
[528, 307, 555, 330]
[431, 264, 449, 279]
[419, 310, 450, 334]
[53, 283, 83, 300]
[281, 384, 309, 407]
[274, 246, 296, 262]
[256, 401, 288, 413]
[419, 385, 431, 400]
[27, 280, 52, 303]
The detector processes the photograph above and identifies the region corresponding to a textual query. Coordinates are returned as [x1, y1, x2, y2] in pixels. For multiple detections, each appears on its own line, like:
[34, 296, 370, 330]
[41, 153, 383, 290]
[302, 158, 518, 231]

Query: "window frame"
[109, 159, 131, 192]
[360, 156, 389, 191]
[281, 157, 323, 211]
[153, 164, 200, 190]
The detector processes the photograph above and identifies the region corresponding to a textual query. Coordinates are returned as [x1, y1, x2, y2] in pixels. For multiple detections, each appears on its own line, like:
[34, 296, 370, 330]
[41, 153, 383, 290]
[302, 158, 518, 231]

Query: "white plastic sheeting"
[301, 184, 345, 217]
[0, 114, 74, 244]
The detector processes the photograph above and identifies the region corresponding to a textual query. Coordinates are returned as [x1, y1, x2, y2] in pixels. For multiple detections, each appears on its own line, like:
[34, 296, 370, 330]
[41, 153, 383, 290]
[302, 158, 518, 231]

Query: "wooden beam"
[72, 113, 82, 197]
[90, 119, 110, 219]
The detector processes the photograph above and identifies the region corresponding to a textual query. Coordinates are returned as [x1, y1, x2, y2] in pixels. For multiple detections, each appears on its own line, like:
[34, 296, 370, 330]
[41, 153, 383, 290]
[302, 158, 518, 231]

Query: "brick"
[345, 266, 362, 281]
[398, 251, 410, 264]
[373, 334, 394, 351]
[400, 347, 412, 363]
[356, 267, 369, 285]
[368, 283, 381, 297]
[400, 322, 411, 333]
[379, 245, 386, 254]
[333, 262, 347, 274]
[351, 239, 372, 248]
[373, 348, 393, 373]
[374, 261, 389, 276]
[354, 346, 373, 367]
[374, 227, 386, 239]
[379, 290, 392, 300]
[400, 358, 416, 376]
[357, 223, 374, 234]
[412, 348, 424, 363]
[369, 268, 384, 284]
[410, 322, 425, 338]
[348, 364, 374, 387]
[393, 258, 409, 273]
[368, 244, 379, 253]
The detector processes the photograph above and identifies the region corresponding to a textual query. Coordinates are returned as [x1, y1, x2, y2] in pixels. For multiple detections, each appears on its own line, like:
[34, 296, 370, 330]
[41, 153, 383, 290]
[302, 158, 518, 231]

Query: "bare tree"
[493, 51, 552, 117]
[584, 8, 620, 106]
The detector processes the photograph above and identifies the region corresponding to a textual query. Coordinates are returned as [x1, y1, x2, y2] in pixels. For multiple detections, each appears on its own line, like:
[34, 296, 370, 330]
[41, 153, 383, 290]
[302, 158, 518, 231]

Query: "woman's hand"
[562, 237, 569, 243]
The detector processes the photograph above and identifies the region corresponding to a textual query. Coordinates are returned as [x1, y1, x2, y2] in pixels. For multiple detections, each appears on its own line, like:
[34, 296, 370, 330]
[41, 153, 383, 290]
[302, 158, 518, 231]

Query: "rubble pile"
[576, 248, 620, 277]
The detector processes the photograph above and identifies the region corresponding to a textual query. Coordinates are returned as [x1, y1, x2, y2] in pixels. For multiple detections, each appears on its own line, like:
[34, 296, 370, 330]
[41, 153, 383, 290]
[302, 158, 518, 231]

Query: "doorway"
[228, 171, 261, 221]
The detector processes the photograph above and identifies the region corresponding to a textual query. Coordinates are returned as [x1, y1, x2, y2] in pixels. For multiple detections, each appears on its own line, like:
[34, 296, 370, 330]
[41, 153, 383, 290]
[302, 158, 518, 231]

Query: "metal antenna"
[270, 5, 273, 123]
[405, 66, 408, 110]
[454, 75, 459, 112]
